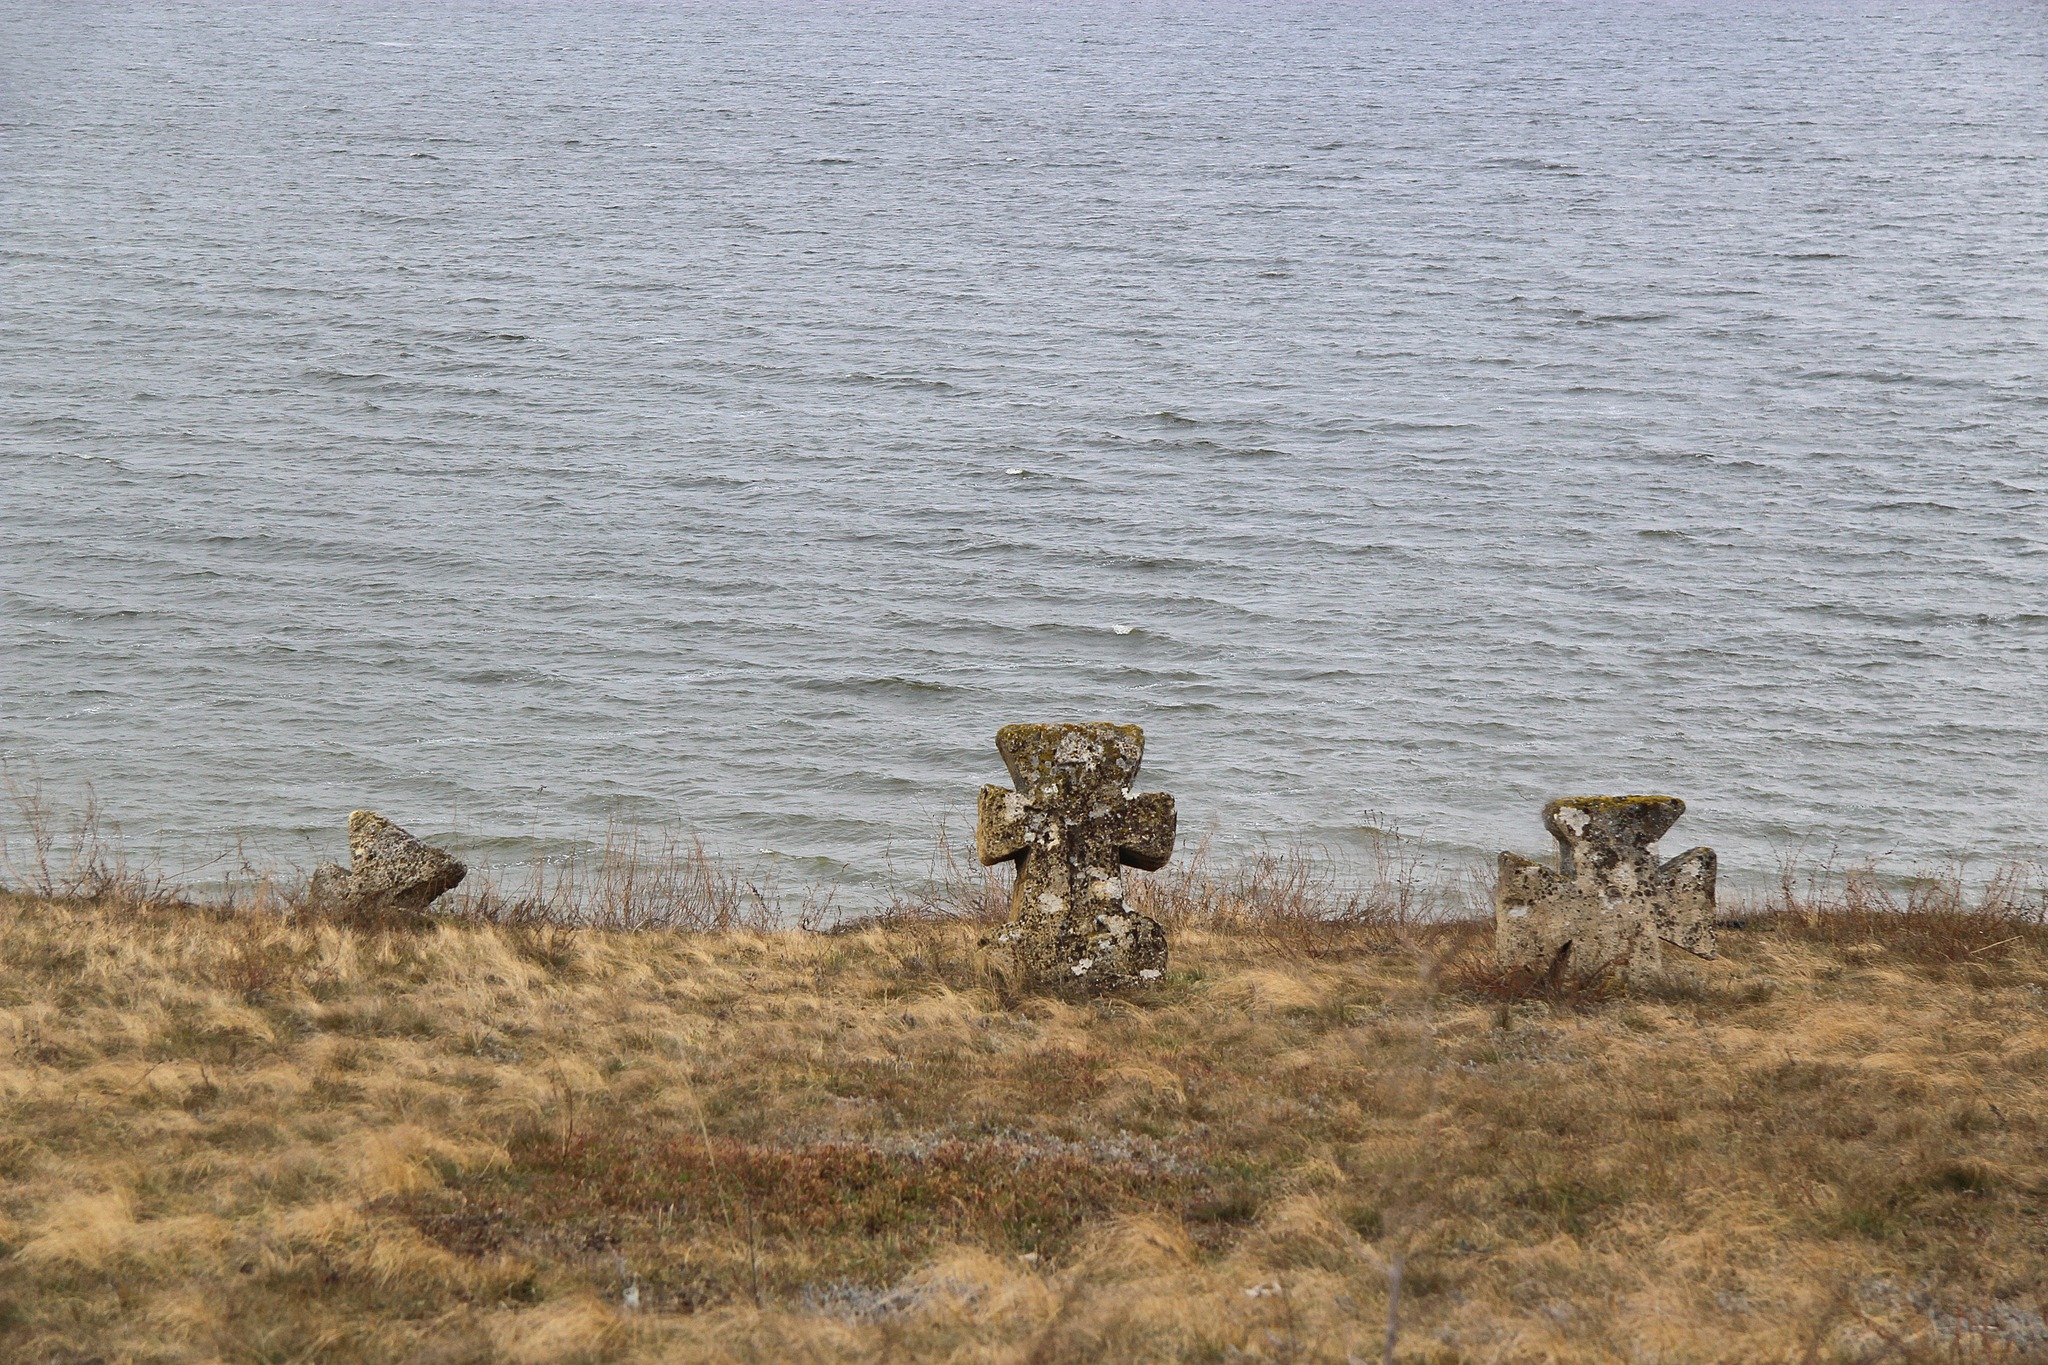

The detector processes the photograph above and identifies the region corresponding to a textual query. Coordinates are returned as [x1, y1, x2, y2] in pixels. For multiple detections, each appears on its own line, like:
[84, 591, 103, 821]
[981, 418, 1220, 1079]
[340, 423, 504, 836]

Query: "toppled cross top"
[977, 722, 1176, 989]
[309, 810, 466, 920]
[1495, 795, 1717, 985]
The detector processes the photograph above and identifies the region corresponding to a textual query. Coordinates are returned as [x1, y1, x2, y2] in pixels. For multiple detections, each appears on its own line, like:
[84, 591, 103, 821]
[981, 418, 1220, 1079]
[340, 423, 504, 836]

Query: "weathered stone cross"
[1495, 795, 1717, 985]
[976, 722, 1177, 989]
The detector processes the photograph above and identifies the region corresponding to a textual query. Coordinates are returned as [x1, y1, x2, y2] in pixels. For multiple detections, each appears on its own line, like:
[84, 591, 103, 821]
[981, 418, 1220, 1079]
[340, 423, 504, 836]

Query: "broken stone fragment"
[308, 810, 466, 918]
[1495, 795, 1717, 986]
[976, 722, 1176, 990]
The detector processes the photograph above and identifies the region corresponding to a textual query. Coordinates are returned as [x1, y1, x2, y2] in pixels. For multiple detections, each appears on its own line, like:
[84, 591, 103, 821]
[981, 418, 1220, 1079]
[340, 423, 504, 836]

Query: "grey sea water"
[4, 1, 2045, 896]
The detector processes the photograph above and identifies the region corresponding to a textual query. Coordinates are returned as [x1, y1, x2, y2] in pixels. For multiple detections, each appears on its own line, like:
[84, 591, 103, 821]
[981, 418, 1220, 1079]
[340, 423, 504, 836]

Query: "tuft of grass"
[0, 769, 185, 910]
[1744, 857, 2048, 972]
[875, 823, 1015, 929]
[446, 822, 836, 934]
[1129, 834, 1476, 960]
[3, 770, 839, 935]
[391, 1125, 1247, 1312]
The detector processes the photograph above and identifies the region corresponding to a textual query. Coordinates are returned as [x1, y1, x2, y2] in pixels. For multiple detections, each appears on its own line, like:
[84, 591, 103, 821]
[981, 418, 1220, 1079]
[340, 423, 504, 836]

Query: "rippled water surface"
[5, 2, 2046, 892]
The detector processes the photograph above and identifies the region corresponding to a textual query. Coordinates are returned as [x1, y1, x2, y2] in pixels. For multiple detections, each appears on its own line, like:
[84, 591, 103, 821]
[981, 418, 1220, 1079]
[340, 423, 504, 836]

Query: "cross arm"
[976, 785, 1034, 867]
[1653, 845, 1718, 959]
[1113, 791, 1177, 872]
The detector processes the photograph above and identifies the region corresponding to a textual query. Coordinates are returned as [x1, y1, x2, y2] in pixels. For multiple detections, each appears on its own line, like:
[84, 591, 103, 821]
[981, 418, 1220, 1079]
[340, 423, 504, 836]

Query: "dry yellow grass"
[1, 876, 2045, 1364]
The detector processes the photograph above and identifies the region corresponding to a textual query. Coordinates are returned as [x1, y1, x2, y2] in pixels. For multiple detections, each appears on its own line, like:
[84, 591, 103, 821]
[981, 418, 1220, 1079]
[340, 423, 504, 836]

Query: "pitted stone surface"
[1495, 795, 1717, 984]
[976, 722, 1176, 990]
[309, 810, 466, 916]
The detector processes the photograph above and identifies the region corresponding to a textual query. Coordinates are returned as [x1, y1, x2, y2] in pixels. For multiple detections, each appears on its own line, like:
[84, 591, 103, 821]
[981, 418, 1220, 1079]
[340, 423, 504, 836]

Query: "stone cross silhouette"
[1495, 795, 1716, 985]
[976, 722, 1177, 989]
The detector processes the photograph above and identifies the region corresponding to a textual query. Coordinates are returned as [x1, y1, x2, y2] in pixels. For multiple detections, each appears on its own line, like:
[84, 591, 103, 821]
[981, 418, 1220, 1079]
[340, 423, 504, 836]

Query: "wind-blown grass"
[2, 783, 2045, 1362]
[0, 861, 2044, 1362]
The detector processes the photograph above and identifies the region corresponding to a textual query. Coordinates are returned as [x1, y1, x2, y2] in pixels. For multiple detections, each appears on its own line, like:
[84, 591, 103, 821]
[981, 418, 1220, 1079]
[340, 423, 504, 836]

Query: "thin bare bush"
[444, 821, 835, 934]
[1744, 856, 2048, 968]
[875, 822, 1013, 928]
[1441, 935, 1631, 1011]
[1130, 832, 1482, 956]
[0, 770, 181, 909]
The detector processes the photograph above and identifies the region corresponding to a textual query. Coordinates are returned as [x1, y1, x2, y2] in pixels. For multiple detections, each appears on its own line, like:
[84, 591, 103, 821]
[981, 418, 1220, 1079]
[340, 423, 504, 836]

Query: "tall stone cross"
[1495, 795, 1716, 986]
[976, 722, 1177, 989]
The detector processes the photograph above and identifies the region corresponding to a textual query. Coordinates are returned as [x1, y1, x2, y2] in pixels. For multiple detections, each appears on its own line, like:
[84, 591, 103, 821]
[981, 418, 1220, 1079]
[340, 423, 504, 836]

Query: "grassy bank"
[0, 864, 2044, 1363]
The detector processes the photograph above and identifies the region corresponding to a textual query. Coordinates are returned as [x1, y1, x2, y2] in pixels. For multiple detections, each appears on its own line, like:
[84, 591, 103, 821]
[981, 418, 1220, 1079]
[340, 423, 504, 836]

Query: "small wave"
[1364, 420, 1480, 433]
[839, 372, 961, 393]
[297, 366, 421, 394]
[1481, 157, 1582, 174]
[800, 676, 968, 698]
[1797, 368, 1939, 386]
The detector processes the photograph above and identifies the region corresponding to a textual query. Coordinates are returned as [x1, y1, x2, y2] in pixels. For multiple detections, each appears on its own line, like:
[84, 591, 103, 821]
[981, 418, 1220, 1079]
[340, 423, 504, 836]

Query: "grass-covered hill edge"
[0, 851, 2044, 1365]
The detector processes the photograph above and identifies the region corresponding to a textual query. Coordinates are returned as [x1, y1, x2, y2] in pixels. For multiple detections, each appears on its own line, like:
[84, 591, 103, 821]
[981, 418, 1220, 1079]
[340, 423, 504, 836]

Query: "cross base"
[985, 907, 1169, 990]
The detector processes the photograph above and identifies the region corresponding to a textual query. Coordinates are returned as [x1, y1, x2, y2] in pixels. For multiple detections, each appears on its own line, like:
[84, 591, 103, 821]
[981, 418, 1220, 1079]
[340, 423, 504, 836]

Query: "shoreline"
[5, 782, 2041, 927]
